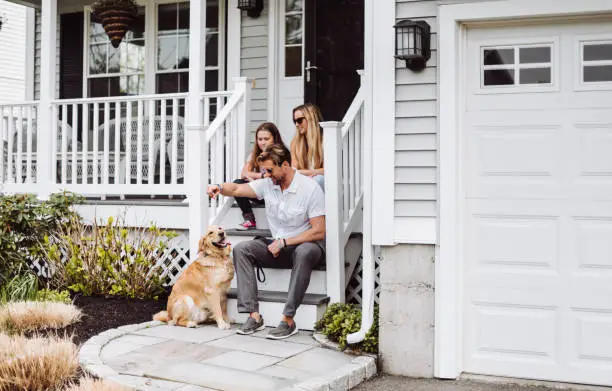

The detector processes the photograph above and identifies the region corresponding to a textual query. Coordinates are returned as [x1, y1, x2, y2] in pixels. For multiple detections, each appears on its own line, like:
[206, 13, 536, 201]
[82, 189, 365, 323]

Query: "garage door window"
[581, 42, 612, 83]
[481, 44, 553, 88]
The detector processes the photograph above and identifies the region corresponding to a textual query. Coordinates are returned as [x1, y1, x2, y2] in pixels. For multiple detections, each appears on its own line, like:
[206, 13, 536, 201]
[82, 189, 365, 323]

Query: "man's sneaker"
[266, 321, 298, 340]
[236, 315, 265, 335]
[236, 219, 257, 231]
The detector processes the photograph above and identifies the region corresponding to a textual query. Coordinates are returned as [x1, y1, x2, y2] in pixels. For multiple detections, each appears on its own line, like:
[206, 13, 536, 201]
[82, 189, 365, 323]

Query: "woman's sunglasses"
[294, 117, 306, 125]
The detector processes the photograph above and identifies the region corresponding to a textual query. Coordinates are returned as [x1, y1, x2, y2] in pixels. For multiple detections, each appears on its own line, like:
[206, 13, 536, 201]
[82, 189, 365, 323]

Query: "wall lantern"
[0, 14, 5, 31]
[237, 0, 263, 18]
[394, 20, 431, 72]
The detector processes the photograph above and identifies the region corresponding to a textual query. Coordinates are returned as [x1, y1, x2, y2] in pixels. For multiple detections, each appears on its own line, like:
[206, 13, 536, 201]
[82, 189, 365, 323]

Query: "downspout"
[347, 0, 374, 345]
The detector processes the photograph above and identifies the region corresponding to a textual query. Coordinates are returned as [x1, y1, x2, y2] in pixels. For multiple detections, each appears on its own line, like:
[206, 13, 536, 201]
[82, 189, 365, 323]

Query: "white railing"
[206, 79, 251, 225]
[322, 71, 366, 304]
[0, 102, 39, 188]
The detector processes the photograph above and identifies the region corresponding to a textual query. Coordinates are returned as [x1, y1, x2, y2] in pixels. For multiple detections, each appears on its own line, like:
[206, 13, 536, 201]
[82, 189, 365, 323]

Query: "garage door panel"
[463, 20, 612, 386]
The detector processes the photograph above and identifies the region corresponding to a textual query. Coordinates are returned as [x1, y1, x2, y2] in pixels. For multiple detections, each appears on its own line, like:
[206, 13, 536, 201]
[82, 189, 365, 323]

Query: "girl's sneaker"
[236, 219, 257, 230]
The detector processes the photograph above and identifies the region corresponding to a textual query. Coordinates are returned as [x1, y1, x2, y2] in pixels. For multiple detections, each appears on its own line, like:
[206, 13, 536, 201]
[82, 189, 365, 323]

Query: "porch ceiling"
[4, 0, 102, 12]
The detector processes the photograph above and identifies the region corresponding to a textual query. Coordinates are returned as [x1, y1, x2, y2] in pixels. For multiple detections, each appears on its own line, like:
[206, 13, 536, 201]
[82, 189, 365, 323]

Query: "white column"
[321, 121, 345, 304]
[37, 0, 57, 199]
[186, 0, 208, 259]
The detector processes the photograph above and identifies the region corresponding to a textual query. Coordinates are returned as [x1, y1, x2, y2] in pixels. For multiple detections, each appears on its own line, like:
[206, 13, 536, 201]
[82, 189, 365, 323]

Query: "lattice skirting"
[345, 254, 381, 306]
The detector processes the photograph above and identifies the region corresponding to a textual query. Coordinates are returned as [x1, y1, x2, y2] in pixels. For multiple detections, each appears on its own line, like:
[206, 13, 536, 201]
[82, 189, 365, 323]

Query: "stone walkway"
[79, 320, 377, 391]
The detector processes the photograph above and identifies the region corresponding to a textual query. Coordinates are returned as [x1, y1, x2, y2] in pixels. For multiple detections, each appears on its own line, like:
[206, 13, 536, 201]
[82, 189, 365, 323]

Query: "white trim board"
[370, 0, 394, 246]
[436, 0, 612, 380]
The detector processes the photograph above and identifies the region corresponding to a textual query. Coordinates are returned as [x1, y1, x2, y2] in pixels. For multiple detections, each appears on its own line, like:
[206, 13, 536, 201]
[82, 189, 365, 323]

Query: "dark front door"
[304, 0, 364, 121]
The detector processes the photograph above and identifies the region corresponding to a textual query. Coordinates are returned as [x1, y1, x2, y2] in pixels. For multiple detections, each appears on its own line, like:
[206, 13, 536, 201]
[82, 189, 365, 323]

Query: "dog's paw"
[217, 321, 231, 330]
[186, 321, 198, 328]
[168, 320, 177, 326]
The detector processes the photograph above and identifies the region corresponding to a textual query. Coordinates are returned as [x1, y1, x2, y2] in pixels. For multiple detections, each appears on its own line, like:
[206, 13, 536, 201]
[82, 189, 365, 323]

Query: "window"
[284, 0, 303, 77]
[481, 44, 553, 87]
[581, 41, 612, 83]
[155, 2, 220, 94]
[85, 1, 223, 97]
[88, 7, 146, 97]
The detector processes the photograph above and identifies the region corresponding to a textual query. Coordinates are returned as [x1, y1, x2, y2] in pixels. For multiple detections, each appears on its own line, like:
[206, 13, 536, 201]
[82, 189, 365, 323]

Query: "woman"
[290, 103, 325, 190]
[234, 122, 286, 230]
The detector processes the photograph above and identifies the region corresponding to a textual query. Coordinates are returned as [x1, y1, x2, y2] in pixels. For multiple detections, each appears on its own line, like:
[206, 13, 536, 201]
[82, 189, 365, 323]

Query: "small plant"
[0, 192, 82, 281]
[314, 302, 379, 354]
[34, 288, 72, 304]
[0, 267, 39, 304]
[0, 333, 78, 391]
[0, 301, 82, 334]
[44, 215, 177, 299]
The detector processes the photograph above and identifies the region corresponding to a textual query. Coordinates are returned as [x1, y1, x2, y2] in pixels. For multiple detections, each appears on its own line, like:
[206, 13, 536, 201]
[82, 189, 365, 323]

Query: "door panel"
[304, 0, 364, 121]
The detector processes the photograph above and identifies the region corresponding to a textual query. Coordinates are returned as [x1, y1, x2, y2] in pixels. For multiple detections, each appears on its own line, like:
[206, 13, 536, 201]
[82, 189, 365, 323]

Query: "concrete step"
[226, 289, 329, 331]
[230, 267, 327, 295]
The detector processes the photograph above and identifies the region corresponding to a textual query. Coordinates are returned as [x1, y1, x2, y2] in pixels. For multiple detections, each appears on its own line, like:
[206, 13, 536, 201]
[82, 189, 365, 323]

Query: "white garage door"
[463, 20, 612, 386]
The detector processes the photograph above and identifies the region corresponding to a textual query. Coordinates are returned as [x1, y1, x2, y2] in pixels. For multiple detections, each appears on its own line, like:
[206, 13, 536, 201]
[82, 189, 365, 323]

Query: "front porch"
[0, 0, 374, 331]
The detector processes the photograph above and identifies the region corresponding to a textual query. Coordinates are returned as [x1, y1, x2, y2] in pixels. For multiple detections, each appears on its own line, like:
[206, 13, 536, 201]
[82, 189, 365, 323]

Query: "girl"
[290, 103, 325, 190]
[234, 122, 286, 230]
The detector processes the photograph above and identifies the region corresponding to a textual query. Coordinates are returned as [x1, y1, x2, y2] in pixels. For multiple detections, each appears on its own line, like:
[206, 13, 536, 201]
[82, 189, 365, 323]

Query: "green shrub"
[43, 216, 177, 300]
[0, 267, 39, 304]
[0, 192, 83, 280]
[314, 302, 379, 354]
[34, 289, 72, 304]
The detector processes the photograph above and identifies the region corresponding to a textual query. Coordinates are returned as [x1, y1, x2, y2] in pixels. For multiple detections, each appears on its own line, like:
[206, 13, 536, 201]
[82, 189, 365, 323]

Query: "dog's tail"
[153, 310, 169, 322]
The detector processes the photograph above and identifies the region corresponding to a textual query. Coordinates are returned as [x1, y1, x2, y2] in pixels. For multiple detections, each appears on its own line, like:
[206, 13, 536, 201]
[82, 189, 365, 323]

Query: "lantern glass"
[394, 20, 431, 71]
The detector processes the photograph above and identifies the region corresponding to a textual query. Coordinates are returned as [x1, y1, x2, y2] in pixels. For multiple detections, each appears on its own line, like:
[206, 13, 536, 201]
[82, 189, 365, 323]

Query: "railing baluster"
[171, 98, 178, 185]
[71, 103, 78, 184]
[356, 107, 362, 195]
[82, 103, 89, 185]
[147, 99, 155, 184]
[6, 108, 14, 183]
[125, 101, 132, 184]
[0, 108, 5, 183]
[343, 133, 349, 221]
[349, 122, 355, 212]
[51, 104, 58, 183]
[16, 107, 23, 183]
[114, 101, 121, 185]
[92, 102, 100, 184]
[60, 105, 68, 184]
[159, 99, 167, 185]
[25, 106, 33, 183]
[136, 100, 143, 184]
[103, 102, 110, 185]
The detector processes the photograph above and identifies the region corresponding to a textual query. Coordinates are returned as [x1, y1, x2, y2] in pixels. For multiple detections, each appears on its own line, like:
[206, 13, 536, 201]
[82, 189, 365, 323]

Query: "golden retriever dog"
[153, 226, 234, 329]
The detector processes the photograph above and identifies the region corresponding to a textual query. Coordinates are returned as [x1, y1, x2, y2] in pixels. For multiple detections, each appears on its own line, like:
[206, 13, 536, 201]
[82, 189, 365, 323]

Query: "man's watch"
[216, 183, 223, 192]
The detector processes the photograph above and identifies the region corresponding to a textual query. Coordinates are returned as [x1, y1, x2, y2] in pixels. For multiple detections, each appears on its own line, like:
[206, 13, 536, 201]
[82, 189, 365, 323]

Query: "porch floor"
[80, 320, 376, 391]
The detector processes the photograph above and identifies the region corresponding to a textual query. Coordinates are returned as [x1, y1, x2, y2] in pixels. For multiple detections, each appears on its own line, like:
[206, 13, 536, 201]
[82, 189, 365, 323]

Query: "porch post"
[37, 0, 58, 199]
[186, 0, 208, 259]
[321, 121, 346, 304]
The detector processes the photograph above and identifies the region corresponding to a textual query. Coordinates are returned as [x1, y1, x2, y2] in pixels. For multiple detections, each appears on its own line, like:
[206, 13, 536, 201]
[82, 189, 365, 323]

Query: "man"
[206, 143, 325, 339]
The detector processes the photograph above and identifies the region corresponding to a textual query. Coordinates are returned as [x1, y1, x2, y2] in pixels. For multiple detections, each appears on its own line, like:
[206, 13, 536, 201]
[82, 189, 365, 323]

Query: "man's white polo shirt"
[248, 171, 325, 239]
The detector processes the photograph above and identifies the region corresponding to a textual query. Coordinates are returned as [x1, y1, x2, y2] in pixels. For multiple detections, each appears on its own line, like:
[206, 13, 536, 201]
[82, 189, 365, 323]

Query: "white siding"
[0, 1, 27, 102]
[33, 9, 60, 101]
[240, 0, 269, 132]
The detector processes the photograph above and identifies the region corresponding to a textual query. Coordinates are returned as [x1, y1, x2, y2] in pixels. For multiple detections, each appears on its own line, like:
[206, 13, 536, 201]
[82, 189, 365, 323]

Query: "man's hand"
[207, 185, 221, 199]
[268, 240, 283, 258]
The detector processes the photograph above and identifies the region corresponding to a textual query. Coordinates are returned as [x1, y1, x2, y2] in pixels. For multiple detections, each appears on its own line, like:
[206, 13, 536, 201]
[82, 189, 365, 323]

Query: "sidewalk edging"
[79, 321, 377, 391]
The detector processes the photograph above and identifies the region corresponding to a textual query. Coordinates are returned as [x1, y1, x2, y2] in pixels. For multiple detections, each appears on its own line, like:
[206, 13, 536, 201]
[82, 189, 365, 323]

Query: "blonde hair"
[290, 103, 324, 170]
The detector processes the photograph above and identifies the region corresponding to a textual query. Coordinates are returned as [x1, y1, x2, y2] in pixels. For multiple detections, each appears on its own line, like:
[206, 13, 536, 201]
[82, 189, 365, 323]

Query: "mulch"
[28, 291, 170, 346]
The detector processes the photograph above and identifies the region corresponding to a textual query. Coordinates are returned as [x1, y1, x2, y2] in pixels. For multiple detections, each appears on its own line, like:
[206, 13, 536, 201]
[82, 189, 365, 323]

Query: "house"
[1, 0, 612, 388]
[0, 0, 33, 102]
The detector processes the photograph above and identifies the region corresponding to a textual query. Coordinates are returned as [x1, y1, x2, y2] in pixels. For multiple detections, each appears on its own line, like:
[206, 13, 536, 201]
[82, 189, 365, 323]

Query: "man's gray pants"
[233, 238, 325, 317]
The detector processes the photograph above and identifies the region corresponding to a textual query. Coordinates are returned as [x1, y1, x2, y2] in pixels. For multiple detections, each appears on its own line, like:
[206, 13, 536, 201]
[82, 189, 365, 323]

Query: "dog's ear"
[198, 235, 207, 254]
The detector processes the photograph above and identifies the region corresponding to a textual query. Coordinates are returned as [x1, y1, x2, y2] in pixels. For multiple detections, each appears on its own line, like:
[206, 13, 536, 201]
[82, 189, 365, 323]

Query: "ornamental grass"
[0, 301, 82, 334]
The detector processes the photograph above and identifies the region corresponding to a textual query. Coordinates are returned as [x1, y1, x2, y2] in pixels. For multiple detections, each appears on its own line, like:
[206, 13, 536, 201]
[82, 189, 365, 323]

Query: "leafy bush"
[34, 289, 72, 304]
[314, 302, 379, 354]
[43, 216, 176, 299]
[0, 192, 83, 280]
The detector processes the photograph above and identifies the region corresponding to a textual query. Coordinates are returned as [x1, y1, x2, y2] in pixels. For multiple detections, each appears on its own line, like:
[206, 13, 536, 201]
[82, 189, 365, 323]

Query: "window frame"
[280, 0, 304, 79]
[472, 36, 559, 95]
[574, 34, 612, 91]
[82, 0, 225, 97]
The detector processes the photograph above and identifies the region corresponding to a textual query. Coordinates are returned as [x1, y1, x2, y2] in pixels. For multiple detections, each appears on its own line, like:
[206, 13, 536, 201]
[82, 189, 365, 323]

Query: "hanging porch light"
[91, 0, 138, 48]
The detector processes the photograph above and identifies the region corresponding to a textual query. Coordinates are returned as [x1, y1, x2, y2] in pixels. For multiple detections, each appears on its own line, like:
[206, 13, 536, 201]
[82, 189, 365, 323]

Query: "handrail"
[340, 87, 364, 136]
[51, 92, 189, 105]
[205, 89, 243, 142]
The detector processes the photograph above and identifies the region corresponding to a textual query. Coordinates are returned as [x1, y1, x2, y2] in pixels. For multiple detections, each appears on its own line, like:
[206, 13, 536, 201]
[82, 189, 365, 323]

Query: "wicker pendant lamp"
[92, 0, 138, 48]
